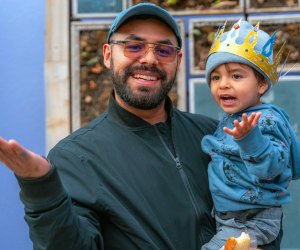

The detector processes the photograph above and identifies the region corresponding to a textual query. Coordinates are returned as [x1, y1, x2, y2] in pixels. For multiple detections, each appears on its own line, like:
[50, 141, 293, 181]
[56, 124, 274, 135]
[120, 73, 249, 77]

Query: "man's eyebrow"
[123, 34, 175, 46]
[124, 34, 144, 41]
[156, 39, 174, 46]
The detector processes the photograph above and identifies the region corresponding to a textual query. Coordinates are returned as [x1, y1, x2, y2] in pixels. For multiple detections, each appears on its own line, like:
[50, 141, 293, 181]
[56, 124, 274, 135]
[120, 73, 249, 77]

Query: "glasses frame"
[110, 40, 181, 63]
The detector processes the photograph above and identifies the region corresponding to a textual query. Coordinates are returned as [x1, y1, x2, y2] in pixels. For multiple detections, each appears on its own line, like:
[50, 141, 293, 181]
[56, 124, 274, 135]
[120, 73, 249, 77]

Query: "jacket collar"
[108, 90, 174, 127]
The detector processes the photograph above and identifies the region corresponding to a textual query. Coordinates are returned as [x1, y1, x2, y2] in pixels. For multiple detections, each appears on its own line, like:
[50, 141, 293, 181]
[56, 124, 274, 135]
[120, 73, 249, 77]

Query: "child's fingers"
[252, 112, 262, 126]
[245, 112, 254, 124]
[223, 126, 235, 136]
[233, 119, 242, 129]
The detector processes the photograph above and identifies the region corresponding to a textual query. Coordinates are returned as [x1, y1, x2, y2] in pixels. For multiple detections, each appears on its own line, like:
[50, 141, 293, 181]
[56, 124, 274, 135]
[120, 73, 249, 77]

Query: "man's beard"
[110, 62, 177, 110]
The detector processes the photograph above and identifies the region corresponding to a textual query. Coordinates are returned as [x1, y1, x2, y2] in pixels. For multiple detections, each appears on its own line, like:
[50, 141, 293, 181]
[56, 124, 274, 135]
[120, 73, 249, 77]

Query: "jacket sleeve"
[234, 114, 292, 180]
[17, 165, 104, 250]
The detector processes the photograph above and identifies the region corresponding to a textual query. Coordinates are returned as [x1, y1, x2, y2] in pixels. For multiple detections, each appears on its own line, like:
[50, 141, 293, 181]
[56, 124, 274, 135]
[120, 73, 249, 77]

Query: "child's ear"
[258, 79, 269, 95]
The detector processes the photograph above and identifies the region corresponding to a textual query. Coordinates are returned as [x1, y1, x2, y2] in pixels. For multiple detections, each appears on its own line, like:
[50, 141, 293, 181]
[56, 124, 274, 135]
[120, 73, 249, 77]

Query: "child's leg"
[201, 217, 248, 250]
[201, 207, 282, 250]
[245, 206, 282, 246]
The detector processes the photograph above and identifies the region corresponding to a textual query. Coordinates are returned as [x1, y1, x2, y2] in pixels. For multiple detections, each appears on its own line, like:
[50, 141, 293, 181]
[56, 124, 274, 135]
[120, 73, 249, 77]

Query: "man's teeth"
[134, 74, 157, 81]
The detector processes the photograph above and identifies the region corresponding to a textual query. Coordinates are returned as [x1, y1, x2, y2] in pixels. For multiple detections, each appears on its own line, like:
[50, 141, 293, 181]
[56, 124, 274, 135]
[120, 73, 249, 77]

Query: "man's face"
[103, 18, 182, 110]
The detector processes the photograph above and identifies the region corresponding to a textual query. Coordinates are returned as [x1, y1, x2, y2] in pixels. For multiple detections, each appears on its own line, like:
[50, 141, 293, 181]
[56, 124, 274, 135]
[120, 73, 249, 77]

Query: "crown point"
[234, 24, 240, 30]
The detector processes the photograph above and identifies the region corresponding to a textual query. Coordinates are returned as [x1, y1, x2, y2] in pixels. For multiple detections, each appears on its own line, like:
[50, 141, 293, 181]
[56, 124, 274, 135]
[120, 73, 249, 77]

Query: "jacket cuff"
[16, 166, 67, 210]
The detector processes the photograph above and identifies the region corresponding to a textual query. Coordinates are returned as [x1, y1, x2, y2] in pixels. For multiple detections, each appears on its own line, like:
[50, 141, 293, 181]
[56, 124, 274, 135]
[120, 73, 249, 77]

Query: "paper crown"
[207, 19, 286, 85]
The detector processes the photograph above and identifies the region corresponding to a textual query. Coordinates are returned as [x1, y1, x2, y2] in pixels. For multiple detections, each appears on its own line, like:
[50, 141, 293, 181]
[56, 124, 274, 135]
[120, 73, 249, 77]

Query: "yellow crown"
[208, 20, 286, 85]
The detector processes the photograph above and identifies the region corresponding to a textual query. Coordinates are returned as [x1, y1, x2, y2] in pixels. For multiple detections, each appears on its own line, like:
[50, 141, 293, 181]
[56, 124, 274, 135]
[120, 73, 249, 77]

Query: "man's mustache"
[124, 65, 167, 81]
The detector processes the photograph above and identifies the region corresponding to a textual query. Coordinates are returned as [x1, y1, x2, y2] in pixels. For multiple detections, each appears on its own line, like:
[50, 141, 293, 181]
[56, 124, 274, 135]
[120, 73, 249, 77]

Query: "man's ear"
[177, 51, 182, 66]
[103, 44, 111, 69]
[259, 78, 269, 95]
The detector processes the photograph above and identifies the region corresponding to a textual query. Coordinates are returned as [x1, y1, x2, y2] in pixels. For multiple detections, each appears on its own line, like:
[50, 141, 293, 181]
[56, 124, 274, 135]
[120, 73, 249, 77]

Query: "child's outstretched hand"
[223, 112, 262, 139]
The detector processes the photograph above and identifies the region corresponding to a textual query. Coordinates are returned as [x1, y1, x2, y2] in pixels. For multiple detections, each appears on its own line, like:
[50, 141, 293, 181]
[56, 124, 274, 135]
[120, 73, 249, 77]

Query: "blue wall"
[0, 1, 45, 249]
[0, 1, 299, 249]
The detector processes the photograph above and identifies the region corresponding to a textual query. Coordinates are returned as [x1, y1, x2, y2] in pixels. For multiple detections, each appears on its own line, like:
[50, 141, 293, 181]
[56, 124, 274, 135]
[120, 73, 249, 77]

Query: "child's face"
[209, 62, 268, 114]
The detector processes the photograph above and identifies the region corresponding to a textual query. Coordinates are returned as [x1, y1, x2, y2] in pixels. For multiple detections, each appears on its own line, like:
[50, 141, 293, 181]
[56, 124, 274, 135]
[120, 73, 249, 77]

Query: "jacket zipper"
[154, 126, 202, 225]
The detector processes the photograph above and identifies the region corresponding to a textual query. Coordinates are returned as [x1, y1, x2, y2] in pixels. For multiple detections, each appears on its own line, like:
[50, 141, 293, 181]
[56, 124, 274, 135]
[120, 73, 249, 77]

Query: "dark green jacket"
[18, 93, 218, 250]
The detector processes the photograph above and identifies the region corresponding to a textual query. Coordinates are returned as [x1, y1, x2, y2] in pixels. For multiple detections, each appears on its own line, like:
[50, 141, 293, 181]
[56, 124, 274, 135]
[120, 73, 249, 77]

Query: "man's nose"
[139, 46, 158, 65]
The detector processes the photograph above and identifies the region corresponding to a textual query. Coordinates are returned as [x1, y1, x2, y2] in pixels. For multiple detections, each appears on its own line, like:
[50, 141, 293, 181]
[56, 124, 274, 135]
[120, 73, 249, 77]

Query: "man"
[0, 3, 281, 249]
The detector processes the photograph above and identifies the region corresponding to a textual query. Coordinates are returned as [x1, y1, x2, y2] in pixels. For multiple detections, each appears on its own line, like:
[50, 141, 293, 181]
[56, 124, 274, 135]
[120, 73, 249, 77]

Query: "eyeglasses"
[110, 40, 180, 63]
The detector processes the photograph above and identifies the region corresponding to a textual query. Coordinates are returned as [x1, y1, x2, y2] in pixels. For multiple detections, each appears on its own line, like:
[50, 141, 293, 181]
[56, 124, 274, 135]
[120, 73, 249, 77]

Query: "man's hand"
[0, 137, 51, 178]
[223, 112, 262, 139]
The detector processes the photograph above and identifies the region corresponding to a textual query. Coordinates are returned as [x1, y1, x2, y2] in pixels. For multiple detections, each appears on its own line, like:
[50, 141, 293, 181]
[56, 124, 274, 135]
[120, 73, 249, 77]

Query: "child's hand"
[223, 112, 262, 139]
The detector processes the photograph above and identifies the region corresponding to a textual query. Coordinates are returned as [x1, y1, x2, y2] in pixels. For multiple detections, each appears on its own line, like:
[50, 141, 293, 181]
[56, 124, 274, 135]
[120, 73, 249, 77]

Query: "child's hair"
[205, 19, 286, 95]
[251, 66, 266, 84]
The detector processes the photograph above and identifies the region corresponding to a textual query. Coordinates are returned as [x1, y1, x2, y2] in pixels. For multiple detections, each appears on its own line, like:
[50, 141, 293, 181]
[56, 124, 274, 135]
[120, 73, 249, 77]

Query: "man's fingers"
[0, 141, 30, 171]
[0, 137, 51, 178]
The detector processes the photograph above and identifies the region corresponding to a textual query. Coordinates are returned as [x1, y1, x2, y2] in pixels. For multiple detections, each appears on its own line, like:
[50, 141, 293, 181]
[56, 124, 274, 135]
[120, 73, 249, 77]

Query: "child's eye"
[232, 74, 241, 80]
[211, 75, 220, 81]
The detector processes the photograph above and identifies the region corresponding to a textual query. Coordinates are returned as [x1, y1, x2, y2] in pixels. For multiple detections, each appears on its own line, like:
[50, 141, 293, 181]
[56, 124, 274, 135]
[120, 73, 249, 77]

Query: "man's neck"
[115, 94, 167, 125]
